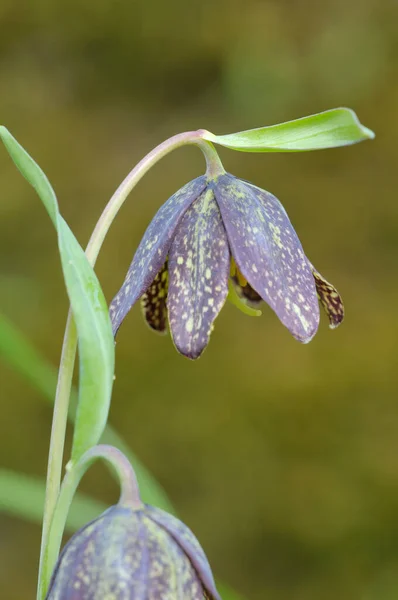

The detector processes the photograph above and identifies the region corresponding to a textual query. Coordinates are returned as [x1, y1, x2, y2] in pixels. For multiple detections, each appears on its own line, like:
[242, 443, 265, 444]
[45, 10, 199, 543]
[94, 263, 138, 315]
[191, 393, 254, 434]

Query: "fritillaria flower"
[46, 503, 220, 599]
[110, 173, 343, 359]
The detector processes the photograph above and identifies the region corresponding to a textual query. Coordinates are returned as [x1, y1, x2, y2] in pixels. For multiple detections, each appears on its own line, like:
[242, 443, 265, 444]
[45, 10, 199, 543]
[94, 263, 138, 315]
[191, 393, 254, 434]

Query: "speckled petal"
[146, 506, 221, 600]
[310, 264, 344, 328]
[140, 514, 209, 600]
[109, 176, 207, 335]
[46, 507, 143, 599]
[46, 506, 213, 600]
[214, 174, 319, 342]
[167, 188, 230, 359]
[141, 262, 168, 333]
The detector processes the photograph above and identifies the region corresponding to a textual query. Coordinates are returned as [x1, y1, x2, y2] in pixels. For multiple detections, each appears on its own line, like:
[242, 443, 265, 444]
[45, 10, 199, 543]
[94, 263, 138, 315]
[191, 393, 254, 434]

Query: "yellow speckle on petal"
[269, 222, 284, 249]
[177, 256, 184, 265]
[293, 303, 310, 332]
[186, 317, 194, 332]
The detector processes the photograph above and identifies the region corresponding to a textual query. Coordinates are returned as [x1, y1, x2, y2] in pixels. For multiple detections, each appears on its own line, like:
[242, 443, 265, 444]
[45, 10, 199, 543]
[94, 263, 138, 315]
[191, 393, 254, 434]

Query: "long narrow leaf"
[0, 127, 114, 461]
[0, 469, 105, 532]
[0, 313, 57, 401]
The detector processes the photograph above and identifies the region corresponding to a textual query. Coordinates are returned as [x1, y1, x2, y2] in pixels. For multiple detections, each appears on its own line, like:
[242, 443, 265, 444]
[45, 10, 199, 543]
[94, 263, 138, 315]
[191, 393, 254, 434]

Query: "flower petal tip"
[174, 340, 206, 360]
[311, 265, 344, 330]
[328, 319, 343, 330]
[299, 329, 318, 345]
[292, 320, 319, 344]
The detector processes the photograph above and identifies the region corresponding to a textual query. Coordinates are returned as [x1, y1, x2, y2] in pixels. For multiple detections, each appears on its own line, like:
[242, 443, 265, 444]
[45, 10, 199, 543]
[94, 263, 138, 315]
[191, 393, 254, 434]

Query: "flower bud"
[46, 503, 220, 599]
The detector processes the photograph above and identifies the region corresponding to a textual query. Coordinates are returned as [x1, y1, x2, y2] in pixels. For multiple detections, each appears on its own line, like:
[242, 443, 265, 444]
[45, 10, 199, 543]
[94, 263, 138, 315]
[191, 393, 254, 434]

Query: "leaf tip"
[0, 125, 10, 142]
[339, 107, 375, 140]
[362, 125, 376, 140]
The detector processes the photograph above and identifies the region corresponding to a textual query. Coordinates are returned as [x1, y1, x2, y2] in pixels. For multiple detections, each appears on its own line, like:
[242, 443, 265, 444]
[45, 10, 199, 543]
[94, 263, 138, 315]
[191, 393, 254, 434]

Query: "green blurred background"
[0, 0, 397, 598]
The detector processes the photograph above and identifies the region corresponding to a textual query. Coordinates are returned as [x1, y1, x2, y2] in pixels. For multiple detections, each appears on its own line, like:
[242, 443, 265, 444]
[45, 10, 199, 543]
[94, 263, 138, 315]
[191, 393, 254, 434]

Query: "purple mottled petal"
[146, 506, 221, 600]
[47, 506, 211, 599]
[310, 264, 344, 329]
[167, 188, 230, 359]
[214, 174, 319, 342]
[109, 176, 207, 335]
[141, 262, 169, 333]
[47, 507, 144, 599]
[140, 514, 208, 600]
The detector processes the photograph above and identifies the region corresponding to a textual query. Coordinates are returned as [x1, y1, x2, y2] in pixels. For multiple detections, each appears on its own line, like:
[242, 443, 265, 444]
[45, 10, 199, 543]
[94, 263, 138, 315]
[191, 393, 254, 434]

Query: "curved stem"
[41, 445, 141, 598]
[38, 130, 223, 599]
[85, 133, 224, 263]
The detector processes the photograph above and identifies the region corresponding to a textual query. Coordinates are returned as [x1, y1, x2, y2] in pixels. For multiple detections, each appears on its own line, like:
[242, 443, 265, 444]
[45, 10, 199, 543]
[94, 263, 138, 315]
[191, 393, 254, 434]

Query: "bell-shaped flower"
[110, 174, 344, 359]
[46, 503, 220, 599]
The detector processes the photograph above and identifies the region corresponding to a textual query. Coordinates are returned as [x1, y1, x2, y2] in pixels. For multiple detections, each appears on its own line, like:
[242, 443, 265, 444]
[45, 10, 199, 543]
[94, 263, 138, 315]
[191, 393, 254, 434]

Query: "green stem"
[41, 445, 142, 597]
[38, 132, 224, 599]
[37, 314, 77, 599]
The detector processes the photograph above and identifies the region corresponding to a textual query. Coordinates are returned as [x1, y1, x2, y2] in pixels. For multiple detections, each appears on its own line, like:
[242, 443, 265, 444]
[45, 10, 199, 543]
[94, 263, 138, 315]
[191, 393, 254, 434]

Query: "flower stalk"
[86, 133, 223, 264]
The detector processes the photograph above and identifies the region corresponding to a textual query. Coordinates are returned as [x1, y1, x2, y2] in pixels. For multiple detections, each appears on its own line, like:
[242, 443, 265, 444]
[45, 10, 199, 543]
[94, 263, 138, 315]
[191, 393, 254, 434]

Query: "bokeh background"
[0, 0, 397, 598]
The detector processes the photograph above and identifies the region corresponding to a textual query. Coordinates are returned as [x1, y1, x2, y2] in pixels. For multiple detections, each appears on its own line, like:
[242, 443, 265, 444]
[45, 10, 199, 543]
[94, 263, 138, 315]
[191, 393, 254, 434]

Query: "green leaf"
[201, 107, 375, 152]
[0, 127, 114, 461]
[0, 311, 172, 512]
[0, 469, 105, 532]
[0, 313, 58, 402]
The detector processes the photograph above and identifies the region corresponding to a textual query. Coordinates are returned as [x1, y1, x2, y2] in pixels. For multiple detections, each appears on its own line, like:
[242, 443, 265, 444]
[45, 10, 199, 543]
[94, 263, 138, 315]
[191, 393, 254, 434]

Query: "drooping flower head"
[46, 503, 220, 599]
[110, 172, 343, 359]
